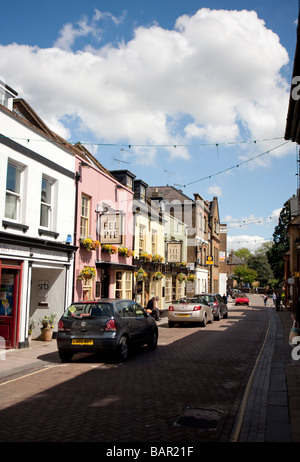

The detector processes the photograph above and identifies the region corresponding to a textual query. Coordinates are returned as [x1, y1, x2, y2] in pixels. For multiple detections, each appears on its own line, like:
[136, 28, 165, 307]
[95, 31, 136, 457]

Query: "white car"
[168, 297, 214, 328]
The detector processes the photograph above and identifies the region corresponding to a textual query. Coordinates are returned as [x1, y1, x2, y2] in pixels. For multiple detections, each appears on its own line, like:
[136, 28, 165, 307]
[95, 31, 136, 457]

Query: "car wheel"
[215, 310, 221, 321]
[223, 310, 228, 319]
[202, 314, 207, 327]
[147, 330, 158, 350]
[117, 336, 129, 361]
[168, 321, 175, 328]
[58, 350, 74, 362]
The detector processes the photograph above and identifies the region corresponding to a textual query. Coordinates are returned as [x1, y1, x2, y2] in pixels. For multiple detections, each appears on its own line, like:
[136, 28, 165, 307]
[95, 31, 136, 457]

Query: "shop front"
[0, 235, 76, 348]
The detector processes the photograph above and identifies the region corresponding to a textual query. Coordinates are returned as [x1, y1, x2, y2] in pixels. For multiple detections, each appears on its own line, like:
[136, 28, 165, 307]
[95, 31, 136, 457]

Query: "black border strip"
[0, 133, 74, 179]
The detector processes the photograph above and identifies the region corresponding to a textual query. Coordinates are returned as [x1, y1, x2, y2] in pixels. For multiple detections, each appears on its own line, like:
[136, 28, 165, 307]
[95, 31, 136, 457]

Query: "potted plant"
[139, 251, 152, 262]
[102, 244, 118, 254]
[39, 313, 56, 341]
[152, 254, 164, 263]
[78, 266, 96, 281]
[81, 238, 100, 251]
[118, 246, 133, 257]
[28, 318, 35, 343]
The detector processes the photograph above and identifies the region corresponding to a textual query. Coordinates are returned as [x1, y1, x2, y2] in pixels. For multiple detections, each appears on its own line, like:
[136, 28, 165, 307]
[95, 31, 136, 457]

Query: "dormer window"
[133, 179, 148, 202]
[0, 81, 18, 110]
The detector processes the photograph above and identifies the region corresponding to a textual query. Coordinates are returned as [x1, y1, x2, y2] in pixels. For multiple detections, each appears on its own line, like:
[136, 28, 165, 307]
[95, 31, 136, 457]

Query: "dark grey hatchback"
[57, 299, 158, 362]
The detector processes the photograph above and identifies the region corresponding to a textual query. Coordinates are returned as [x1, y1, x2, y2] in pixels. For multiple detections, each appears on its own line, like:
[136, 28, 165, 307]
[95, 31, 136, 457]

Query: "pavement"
[0, 293, 300, 442]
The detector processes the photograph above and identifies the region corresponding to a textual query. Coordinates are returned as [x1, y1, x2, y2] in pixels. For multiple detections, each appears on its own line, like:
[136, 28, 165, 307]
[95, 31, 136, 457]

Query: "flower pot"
[41, 328, 53, 341]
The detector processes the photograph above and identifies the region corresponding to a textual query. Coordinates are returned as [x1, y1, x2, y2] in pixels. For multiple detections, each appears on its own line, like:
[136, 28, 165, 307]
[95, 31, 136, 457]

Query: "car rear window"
[200, 295, 214, 303]
[63, 303, 113, 318]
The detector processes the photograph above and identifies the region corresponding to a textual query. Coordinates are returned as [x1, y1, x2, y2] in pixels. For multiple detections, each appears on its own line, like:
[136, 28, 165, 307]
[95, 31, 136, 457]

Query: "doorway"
[0, 262, 22, 348]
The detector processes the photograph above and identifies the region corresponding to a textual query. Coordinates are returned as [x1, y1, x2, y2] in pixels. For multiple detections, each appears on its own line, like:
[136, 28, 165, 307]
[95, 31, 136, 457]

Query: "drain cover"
[174, 407, 223, 430]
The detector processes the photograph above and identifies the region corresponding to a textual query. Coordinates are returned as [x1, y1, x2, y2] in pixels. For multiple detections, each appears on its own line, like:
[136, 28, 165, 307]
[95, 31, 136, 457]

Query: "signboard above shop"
[99, 213, 122, 244]
[167, 242, 181, 263]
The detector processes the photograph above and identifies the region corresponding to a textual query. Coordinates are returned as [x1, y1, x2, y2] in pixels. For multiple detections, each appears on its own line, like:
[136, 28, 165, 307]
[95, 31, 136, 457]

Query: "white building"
[0, 81, 76, 348]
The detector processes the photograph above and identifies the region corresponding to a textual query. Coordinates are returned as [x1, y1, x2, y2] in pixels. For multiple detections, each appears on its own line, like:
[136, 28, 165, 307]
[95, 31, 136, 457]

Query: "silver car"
[168, 297, 214, 328]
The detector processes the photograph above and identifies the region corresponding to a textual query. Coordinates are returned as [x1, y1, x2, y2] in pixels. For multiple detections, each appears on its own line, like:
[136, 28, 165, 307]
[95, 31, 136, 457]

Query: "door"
[0, 265, 21, 348]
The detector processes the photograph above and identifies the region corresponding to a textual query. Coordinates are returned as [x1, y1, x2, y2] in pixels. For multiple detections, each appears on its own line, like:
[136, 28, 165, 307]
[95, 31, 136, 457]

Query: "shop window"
[115, 271, 122, 299]
[5, 162, 23, 221]
[82, 278, 92, 300]
[80, 194, 90, 239]
[115, 271, 132, 299]
[40, 176, 54, 228]
[165, 276, 172, 302]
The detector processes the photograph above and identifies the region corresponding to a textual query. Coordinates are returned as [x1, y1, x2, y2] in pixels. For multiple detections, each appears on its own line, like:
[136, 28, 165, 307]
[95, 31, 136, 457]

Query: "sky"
[0, 0, 299, 253]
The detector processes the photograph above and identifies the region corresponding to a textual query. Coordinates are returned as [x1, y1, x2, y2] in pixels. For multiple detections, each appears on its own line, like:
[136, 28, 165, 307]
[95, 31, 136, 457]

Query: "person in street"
[152, 296, 161, 321]
[276, 293, 281, 311]
[264, 294, 268, 306]
[146, 297, 154, 315]
[272, 292, 276, 306]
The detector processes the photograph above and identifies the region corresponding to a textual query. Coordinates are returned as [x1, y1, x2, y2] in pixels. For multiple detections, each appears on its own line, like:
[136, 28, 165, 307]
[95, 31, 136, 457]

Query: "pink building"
[74, 145, 135, 301]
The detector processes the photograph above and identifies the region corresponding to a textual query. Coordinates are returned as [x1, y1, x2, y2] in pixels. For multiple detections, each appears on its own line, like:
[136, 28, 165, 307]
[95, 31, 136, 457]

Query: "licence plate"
[71, 339, 94, 345]
[177, 314, 190, 317]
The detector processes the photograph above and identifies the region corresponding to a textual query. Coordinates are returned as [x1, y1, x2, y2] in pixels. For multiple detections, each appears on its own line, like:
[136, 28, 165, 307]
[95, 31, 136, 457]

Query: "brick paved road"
[0, 298, 269, 442]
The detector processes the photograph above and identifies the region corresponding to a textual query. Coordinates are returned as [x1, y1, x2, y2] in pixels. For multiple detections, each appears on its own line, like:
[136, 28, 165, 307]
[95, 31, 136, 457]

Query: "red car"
[235, 294, 249, 305]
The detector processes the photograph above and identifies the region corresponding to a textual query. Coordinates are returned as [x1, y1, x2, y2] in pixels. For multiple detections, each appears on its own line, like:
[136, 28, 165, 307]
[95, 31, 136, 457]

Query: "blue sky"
[0, 0, 299, 252]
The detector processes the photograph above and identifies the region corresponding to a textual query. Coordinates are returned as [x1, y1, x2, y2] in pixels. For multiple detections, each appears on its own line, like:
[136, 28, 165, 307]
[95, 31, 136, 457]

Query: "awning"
[95, 260, 136, 271]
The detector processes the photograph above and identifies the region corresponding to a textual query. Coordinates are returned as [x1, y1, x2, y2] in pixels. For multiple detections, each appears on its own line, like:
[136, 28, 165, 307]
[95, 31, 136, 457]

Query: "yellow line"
[0, 365, 56, 386]
[230, 318, 271, 442]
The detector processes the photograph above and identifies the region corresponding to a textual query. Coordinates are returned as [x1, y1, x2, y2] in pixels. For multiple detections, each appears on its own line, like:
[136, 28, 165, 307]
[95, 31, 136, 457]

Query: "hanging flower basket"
[153, 271, 164, 281]
[187, 274, 196, 282]
[118, 246, 133, 257]
[78, 267, 96, 281]
[135, 268, 148, 281]
[102, 244, 118, 254]
[177, 273, 187, 283]
[81, 238, 100, 251]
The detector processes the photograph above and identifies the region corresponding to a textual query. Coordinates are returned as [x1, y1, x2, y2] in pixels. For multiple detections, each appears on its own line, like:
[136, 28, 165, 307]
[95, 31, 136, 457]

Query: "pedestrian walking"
[264, 295, 268, 306]
[272, 292, 276, 306]
[276, 293, 281, 311]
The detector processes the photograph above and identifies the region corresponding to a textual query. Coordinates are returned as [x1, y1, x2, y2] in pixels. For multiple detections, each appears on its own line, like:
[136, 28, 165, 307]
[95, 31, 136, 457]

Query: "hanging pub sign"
[167, 242, 181, 263]
[99, 213, 122, 244]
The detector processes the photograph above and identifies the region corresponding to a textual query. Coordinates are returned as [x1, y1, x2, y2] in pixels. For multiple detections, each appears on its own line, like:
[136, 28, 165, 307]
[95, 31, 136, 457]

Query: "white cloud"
[208, 185, 222, 196]
[227, 235, 269, 252]
[0, 8, 290, 163]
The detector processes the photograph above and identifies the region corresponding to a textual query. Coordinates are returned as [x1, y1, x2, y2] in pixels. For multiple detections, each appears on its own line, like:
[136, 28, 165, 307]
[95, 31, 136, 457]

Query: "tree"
[233, 265, 257, 287]
[267, 200, 290, 281]
[234, 247, 251, 262]
[247, 251, 273, 286]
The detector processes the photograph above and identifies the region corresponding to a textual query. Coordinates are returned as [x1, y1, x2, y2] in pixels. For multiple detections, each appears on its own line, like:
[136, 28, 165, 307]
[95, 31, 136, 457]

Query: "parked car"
[195, 293, 228, 320]
[57, 299, 158, 362]
[235, 294, 249, 306]
[168, 297, 214, 328]
[230, 289, 243, 299]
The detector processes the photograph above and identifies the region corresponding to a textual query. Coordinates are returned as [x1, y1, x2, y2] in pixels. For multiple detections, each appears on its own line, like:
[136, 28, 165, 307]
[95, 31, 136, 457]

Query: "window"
[139, 225, 146, 254]
[151, 229, 158, 254]
[115, 271, 133, 299]
[82, 278, 92, 300]
[40, 176, 52, 228]
[5, 163, 22, 220]
[165, 276, 172, 302]
[80, 194, 90, 239]
[140, 185, 146, 202]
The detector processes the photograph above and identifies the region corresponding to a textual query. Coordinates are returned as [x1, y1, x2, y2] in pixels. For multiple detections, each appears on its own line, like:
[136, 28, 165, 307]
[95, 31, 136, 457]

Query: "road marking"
[0, 364, 60, 386]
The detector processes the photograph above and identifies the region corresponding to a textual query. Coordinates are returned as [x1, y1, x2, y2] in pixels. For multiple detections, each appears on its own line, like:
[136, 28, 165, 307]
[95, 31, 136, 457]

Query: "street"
[0, 295, 270, 442]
